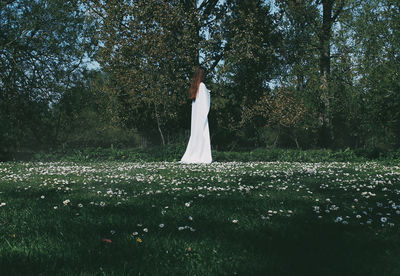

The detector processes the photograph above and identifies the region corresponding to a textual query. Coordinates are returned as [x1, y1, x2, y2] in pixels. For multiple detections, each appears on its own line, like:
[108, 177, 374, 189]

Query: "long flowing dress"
[180, 82, 212, 164]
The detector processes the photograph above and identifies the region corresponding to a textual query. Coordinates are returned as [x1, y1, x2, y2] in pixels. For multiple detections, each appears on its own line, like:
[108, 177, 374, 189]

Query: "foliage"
[1, 0, 400, 153]
[84, 0, 227, 145]
[350, 0, 400, 149]
[212, 0, 282, 147]
[8, 146, 399, 164]
[241, 86, 308, 148]
[0, 0, 97, 154]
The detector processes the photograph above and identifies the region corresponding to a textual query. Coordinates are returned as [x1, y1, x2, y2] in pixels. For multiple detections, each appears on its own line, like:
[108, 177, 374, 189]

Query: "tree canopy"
[1, 0, 399, 158]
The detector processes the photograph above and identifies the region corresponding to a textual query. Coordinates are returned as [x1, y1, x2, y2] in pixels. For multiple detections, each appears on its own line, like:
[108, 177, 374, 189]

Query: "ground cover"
[0, 161, 400, 275]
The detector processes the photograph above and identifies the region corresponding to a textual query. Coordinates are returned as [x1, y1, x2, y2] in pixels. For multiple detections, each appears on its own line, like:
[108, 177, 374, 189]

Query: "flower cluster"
[0, 160, 399, 233]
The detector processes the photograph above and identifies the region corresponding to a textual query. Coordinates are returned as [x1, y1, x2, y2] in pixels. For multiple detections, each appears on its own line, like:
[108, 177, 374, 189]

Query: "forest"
[1, 0, 399, 160]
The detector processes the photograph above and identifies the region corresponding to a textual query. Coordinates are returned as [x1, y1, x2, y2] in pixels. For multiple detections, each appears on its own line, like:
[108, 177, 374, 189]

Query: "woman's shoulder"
[199, 82, 209, 91]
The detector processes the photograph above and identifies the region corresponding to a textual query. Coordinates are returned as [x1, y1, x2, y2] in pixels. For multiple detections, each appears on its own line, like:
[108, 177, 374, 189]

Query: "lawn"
[0, 161, 400, 275]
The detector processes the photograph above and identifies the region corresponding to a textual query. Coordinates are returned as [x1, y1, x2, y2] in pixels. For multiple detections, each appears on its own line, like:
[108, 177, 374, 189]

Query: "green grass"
[0, 161, 400, 275]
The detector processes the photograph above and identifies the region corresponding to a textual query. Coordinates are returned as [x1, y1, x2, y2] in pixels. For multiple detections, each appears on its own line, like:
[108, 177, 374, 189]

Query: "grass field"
[0, 161, 400, 275]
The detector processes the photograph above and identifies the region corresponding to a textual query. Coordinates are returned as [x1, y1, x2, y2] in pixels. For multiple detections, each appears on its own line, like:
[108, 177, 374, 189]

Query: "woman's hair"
[189, 66, 206, 100]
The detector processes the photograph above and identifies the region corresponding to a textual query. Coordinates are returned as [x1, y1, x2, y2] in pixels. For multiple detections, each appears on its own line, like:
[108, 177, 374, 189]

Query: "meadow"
[0, 160, 400, 275]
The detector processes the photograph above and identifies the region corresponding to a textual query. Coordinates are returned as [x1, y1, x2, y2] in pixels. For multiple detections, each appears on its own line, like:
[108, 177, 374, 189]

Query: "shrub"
[8, 145, 400, 163]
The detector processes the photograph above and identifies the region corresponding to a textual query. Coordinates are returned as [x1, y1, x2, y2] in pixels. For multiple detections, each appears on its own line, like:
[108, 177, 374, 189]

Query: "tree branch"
[200, 0, 219, 21]
[0, 0, 18, 10]
[332, 0, 346, 22]
[207, 43, 230, 72]
[198, 0, 208, 10]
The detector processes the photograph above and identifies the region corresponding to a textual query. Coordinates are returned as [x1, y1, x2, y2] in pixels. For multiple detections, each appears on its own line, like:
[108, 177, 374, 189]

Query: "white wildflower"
[335, 216, 343, 223]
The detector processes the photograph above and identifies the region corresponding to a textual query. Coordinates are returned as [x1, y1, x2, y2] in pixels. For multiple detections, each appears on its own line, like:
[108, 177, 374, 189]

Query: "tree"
[213, 0, 282, 148]
[0, 0, 97, 156]
[242, 86, 307, 148]
[350, 0, 400, 149]
[276, 0, 349, 146]
[84, 0, 226, 145]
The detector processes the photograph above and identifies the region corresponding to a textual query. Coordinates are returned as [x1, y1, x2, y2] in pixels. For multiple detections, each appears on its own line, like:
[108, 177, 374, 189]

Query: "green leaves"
[0, 0, 97, 153]
[85, 0, 227, 144]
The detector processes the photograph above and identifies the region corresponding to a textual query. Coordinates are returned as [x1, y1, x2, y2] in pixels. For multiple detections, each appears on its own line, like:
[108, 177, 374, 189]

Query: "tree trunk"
[188, 0, 220, 67]
[154, 103, 165, 146]
[54, 109, 62, 146]
[319, 0, 334, 146]
[320, 1, 332, 78]
[294, 136, 300, 149]
[194, 0, 201, 66]
[273, 125, 280, 148]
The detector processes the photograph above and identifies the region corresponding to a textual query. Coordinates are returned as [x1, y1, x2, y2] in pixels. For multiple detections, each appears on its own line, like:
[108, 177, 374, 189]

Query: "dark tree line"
[1, 0, 399, 159]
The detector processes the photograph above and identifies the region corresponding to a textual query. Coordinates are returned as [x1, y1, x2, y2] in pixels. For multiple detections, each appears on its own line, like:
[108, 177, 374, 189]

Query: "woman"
[180, 66, 212, 164]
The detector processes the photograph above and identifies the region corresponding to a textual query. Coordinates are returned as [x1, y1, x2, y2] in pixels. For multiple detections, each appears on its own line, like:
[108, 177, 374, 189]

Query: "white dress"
[180, 82, 212, 164]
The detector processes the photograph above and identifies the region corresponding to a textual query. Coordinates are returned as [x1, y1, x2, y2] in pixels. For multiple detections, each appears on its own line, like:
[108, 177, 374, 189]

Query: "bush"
[213, 148, 368, 162]
[6, 145, 400, 163]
